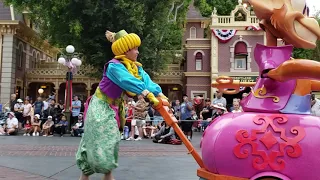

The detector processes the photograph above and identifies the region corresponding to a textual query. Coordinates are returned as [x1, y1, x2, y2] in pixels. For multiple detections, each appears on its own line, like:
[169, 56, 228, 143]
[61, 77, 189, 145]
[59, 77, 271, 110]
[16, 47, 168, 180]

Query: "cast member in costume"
[76, 29, 167, 180]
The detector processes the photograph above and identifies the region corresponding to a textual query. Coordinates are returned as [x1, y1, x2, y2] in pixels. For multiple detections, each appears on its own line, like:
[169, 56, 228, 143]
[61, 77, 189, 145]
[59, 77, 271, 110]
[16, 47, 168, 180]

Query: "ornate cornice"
[0, 20, 59, 57]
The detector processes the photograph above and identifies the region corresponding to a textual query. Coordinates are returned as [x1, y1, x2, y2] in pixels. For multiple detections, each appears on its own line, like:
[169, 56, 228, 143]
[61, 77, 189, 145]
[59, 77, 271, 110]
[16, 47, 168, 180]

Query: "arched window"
[234, 42, 248, 70]
[36, 53, 40, 68]
[190, 27, 196, 39]
[32, 51, 36, 68]
[16, 44, 24, 68]
[195, 52, 203, 71]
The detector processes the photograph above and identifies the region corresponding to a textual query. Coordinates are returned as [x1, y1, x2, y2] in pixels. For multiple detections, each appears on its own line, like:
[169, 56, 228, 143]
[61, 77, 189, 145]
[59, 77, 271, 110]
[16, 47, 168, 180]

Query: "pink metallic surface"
[241, 44, 296, 113]
[201, 112, 320, 180]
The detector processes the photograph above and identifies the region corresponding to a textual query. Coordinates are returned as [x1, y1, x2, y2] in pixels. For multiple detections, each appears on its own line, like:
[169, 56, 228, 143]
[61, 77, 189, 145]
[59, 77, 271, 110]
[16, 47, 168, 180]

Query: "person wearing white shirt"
[311, 95, 320, 116]
[4, 112, 18, 135]
[43, 100, 49, 111]
[212, 90, 227, 107]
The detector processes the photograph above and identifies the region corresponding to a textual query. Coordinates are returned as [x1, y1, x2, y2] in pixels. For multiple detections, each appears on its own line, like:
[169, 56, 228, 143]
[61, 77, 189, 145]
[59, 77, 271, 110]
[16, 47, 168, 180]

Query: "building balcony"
[151, 64, 184, 85]
[211, 4, 259, 27]
[26, 62, 184, 85]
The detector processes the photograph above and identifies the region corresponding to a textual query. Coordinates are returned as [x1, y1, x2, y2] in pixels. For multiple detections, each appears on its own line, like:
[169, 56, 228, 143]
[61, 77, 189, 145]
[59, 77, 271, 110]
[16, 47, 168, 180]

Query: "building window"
[195, 52, 203, 71]
[191, 91, 207, 99]
[233, 41, 248, 70]
[16, 44, 24, 68]
[36, 53, 40, 68]
[190, 27, 196, 39]
[234, 55, 247, 70]
[31, 51, 36, 68]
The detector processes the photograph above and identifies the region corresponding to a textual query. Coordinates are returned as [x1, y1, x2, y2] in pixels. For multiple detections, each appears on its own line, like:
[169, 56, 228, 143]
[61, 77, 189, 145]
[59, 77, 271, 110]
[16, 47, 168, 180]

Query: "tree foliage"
[292, 12, 320, 61]
[6, 0, 191, 77]
[194, 0, 238, 17]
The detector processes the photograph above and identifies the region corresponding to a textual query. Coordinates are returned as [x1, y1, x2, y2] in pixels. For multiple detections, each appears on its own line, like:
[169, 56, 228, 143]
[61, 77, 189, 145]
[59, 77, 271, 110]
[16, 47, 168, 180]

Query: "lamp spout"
[267, 59, 320, 82]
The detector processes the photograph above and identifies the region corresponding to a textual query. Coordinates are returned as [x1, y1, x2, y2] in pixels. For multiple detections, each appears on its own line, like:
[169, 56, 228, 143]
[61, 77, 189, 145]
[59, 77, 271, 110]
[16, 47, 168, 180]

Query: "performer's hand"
[157, 93, 168, 100]
[147, 93, 160, 106]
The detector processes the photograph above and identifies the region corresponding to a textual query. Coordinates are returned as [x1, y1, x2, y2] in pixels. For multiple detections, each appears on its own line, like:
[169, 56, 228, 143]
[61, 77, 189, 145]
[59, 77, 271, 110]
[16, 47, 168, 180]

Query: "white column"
[211, 30, 219, 99]
[0, 35, 16, 105]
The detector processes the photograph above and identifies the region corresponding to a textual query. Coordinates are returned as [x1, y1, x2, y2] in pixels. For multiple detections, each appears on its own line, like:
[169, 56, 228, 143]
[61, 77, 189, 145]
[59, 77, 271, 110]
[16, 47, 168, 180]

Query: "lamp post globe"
[58, 57, 66, 64]
[71, 58, 82, 66]
[66, 45, 75, 54]
[38, 88, 44, 94]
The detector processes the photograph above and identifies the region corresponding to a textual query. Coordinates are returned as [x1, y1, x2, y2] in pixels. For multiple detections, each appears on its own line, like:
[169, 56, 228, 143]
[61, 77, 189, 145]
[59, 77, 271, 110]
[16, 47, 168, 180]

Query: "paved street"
[0, 133, 202, 180]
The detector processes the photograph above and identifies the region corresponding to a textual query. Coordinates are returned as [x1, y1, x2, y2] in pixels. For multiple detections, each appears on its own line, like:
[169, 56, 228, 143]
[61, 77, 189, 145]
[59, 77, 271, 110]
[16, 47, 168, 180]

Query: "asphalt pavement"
[0, 133, 202, 180]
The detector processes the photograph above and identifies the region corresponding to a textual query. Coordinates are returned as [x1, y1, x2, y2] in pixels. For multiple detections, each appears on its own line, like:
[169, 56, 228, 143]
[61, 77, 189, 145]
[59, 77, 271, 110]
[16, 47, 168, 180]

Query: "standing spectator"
[212, 90, 227, 107]
[47, 99, 58, 119]
[199, 99, 213, 131]
[49, 92, 55, 100]
[14, 99, 24, 129]
[33, 97, 44, 116]
[173, 100, 181, 120]
[125, 102, 134, 139]
[182, 110, 198, 141]
[132, 94, 148, 141]
[311, 94, 320, 116]
[43, 99, 49, 118]
[23, 99, 32, 128]
[10, 94, 17, 112]
[180, 95, 193, 121]
[71, 95, 81, 128]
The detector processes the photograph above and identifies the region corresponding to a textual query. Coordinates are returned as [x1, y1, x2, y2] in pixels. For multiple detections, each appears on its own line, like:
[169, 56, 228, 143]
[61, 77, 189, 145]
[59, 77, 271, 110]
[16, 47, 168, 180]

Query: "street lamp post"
[57, 45, 82, 131]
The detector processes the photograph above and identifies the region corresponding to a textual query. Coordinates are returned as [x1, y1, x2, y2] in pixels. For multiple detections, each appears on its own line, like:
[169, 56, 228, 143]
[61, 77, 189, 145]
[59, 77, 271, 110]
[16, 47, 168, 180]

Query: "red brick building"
[183, 1, 265, 100]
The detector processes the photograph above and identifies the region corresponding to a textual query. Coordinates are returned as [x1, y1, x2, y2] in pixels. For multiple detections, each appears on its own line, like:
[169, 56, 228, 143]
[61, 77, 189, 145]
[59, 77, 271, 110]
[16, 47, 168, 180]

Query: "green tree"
[194, 0, 238, 17]
[6, 0, 190, 77]
[292, 12, 320, 61]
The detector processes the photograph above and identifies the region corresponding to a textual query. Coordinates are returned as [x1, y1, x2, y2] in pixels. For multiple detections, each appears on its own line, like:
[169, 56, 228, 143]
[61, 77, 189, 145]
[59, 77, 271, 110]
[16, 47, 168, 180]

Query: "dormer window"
[190, 27, 196, 39]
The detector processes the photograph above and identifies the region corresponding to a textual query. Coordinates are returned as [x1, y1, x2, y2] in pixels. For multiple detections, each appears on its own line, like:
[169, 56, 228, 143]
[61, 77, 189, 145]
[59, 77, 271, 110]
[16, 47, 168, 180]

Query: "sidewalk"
[0, 133, 202, 180]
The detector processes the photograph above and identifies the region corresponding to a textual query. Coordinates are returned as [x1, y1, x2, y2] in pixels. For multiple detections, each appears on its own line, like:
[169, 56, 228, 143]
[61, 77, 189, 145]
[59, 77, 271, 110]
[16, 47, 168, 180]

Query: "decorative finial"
[238, 0, 242, 5]
[213, 7, 217, 15]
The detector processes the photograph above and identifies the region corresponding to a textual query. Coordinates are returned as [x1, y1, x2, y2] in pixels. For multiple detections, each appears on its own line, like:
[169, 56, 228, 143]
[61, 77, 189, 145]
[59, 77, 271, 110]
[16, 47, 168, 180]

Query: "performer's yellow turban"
[105, 30, 141, 55]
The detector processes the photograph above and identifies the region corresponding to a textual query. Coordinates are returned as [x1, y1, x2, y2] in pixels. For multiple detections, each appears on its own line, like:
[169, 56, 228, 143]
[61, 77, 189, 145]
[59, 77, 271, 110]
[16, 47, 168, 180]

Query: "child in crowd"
[23, 117, 32, 136]
[42, 116, 54, 137]
[231, 102, 242, 113]
[32, 114, 42, 136]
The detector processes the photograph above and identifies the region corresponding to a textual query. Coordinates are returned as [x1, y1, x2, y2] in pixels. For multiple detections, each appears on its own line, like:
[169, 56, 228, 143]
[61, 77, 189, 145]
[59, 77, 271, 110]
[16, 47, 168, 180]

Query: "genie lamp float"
[154, 0, 320, 179]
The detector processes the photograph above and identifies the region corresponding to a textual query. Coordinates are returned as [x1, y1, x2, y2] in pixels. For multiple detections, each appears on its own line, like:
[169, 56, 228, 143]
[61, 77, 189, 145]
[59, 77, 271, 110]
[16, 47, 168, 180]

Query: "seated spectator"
[3, 112, 18, 135]
[71, 115, 84, 137]
[142, 121, 156, 138]
[151, 122, 176, 144]
[32, 114, 42, 136]
[42, 116, 54, 137]
[23, 117, 32, 136]
[55, 115, 68, 137]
